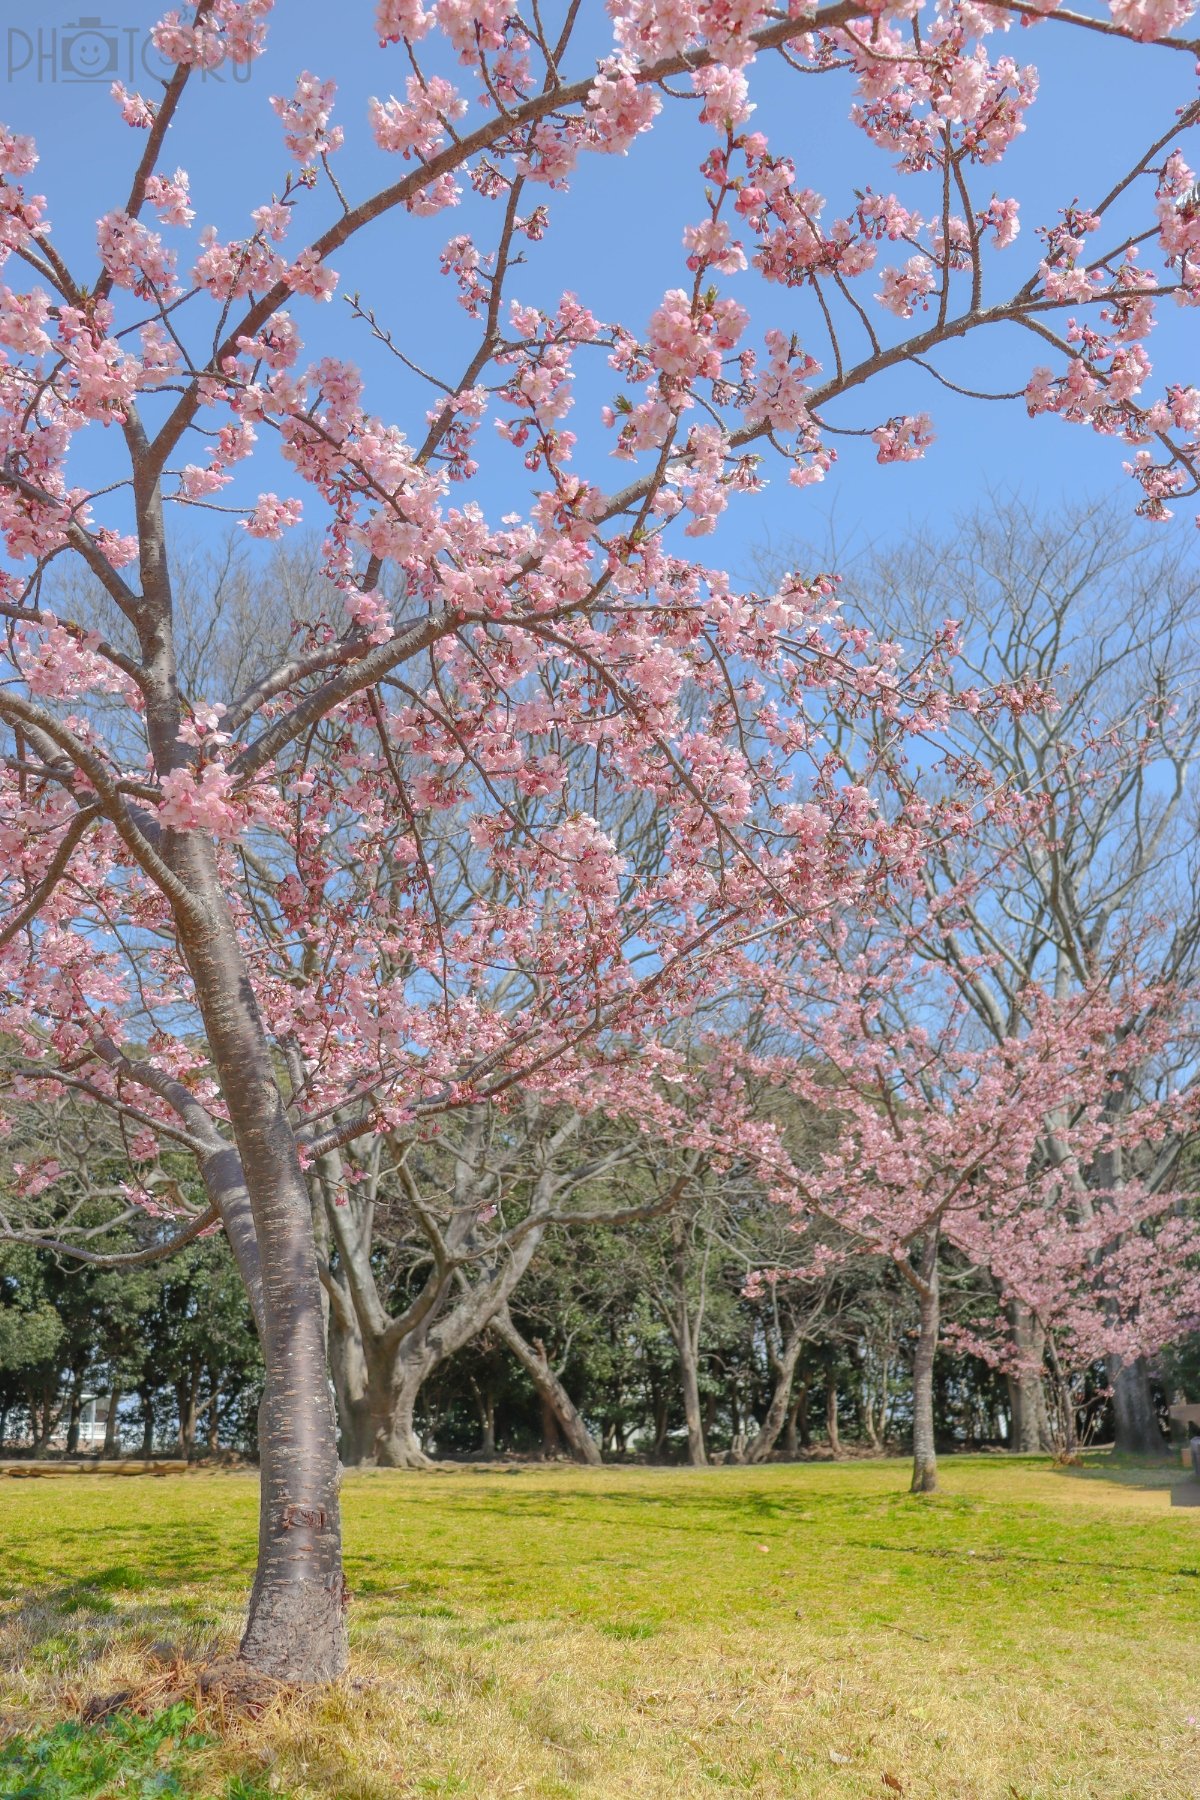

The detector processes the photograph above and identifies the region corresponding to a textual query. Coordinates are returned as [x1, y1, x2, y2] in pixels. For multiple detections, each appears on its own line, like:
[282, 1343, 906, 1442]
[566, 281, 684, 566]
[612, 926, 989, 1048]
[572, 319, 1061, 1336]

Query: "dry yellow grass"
[1, 1455, 1196, 1798]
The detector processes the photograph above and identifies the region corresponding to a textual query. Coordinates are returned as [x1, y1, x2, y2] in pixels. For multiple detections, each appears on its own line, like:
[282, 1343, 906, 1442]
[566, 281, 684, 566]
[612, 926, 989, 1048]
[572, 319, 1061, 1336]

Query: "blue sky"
[2, 0, 1197, 586]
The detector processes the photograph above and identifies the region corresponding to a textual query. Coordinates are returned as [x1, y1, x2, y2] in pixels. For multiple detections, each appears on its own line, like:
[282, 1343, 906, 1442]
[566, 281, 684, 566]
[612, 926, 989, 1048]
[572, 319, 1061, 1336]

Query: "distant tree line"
[0, 1238, 261, 1457]
[1, 1173, 1191, 1467]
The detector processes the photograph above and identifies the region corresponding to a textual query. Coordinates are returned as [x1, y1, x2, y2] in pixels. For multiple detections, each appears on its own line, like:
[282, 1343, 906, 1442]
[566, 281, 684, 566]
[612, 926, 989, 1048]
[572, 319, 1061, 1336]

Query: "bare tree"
[315, 1103, 685, 1467]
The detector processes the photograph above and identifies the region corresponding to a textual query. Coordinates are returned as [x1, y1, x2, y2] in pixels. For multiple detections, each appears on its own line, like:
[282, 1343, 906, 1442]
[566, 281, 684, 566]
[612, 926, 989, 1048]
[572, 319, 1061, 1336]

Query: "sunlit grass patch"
[1, 1456, 1197, 1797]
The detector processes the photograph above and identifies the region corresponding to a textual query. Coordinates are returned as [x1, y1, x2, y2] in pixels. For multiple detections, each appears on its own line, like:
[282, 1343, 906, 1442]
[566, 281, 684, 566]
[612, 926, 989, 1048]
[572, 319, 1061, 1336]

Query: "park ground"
[0, 1457, 1196, 1799]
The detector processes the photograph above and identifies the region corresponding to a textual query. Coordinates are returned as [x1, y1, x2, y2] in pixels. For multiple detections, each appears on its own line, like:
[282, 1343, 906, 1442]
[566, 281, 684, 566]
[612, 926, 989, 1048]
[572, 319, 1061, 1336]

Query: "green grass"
[1, 1456, 1197, 1797]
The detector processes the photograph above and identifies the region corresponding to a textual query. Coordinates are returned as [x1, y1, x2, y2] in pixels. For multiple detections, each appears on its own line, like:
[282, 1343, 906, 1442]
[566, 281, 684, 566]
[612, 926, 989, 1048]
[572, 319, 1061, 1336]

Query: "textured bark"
[702, 1388, 718, 1442]
[472, 1378, 498, 1458]
[178, 878, 348, 1680]
[538, 1395, 563, 1457]
[746, 1333, 803, 1463]
[667, 1218, 708, 1467]
[1107, 1353, 1165, 1456]
[678, 1331, 707, 1467]
[65, 1374, 85, 1455]
[824, 1358, 842, 1459]
[781, 1393, 799, 1458]
[30, 1400, 50, 1456]
[123, 499, 347, 1673]
[910, 1233, 940, 1494]
[176, 1376, 198, 1457]
[103, 1390, 122, 1458]
[328, 1301, 374, 1467]
[1044, 1332, 1079, 1457]
[1006, 1301, 1054, 1453]
[139, 1389, 155, 1459]
[492, 1307, 603, 1465]
[371, 1352, 433, 1469]
[783, 1381, 813, 1457]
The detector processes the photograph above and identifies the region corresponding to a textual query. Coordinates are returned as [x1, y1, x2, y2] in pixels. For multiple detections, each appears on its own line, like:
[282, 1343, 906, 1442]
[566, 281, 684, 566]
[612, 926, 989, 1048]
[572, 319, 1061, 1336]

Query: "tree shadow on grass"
[1048, 1451, 1184, 1495]
[383, 1483, 867, 1528]
[0, 1569, 235, 1687]
[1, 1528, 247, 1593]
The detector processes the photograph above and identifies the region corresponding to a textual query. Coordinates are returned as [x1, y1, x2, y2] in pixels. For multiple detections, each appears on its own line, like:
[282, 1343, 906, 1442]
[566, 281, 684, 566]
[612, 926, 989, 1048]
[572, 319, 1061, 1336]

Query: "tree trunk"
[1107, 1353, 1164, 1456]
[328, 1304, 374, 1467]
[782, 1380, 810, 1457]
[328, 1156, 561, 1477]
[538, 1392, 563, 1458]
[176, 1377, 198, 1458]
[1007, 1370, 1053, 1453]
[206, 1378, 220, 1453]
[824, 1360, 842, 1459]
[30, 1398, 48, 1455]
[177, 869, 349, 1681]
[103, 1390, 122, 1458]
[139, 1389, 155, 1459]
[703, 1388, 718, 1441]
[1006, 1301, 1054, 1453]
[65, 1376, 85, 1455]
[492, 1308, 603, 1466]
[781, 1394, 799, 1458]
[32, 1384, 60, 1454]
[746, 1334, 803, 1463]
[371, 1347, 434, 1469]
[472, 1379, 497, 1458]
[678, 1330, 707, 1467]
[910, 1233, 940, 1494]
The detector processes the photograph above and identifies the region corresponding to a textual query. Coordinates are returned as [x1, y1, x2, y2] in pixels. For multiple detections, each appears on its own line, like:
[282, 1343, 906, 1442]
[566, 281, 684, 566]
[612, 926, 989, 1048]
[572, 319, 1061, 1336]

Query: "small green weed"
[596, 1619, 658, 1641]
[0, 1705, 275, 1800]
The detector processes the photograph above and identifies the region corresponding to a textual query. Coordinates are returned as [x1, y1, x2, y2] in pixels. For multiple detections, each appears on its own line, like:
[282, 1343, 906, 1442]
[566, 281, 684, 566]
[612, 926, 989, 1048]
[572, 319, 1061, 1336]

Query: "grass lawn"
[0, 1455, 1196, 1798]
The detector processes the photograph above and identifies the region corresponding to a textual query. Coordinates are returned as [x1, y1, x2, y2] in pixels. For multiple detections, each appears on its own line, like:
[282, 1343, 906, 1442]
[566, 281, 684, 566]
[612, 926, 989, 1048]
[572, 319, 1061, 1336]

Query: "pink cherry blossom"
[96, 210, 179, 301]
[110, 83, 156, 128]
[144, 168, 194, 226]
[271, 72, 343, 163]
[243, 493, 304, 537]
[157, 763, 243, 838]
[872, 413, 936, 462]
[693, 64, 755, 130]
[877, 255, 937, 318]
[369, 77, 466, 158]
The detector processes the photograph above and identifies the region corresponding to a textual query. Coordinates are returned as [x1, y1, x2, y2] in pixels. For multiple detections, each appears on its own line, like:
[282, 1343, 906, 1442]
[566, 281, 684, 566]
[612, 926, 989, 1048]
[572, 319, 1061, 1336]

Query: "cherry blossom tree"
[1, 0, 1199, 1683]
[826, 500, 1200, 1450]
[724, 944, 1200, 1490]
